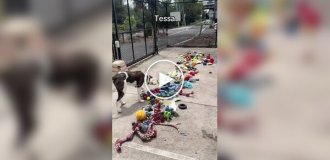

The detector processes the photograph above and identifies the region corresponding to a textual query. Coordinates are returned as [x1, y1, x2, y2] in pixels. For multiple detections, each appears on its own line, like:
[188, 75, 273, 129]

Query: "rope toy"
[179, 90, 194, 97]
[115, 103, 184, 153]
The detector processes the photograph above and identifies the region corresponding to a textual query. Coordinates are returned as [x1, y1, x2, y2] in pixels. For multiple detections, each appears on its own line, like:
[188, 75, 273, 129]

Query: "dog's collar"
[118, 71, 128, 80]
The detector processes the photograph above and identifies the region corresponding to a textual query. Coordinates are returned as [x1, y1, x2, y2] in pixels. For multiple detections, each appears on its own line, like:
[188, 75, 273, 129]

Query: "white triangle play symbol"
[159, 72, 174, 88]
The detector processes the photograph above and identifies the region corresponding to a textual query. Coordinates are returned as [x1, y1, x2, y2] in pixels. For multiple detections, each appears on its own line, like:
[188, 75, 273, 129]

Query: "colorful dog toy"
[136, 110, 147, 121]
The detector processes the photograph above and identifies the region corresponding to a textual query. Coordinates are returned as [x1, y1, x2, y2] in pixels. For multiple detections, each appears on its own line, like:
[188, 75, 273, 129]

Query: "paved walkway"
[112, 48, 217, 160]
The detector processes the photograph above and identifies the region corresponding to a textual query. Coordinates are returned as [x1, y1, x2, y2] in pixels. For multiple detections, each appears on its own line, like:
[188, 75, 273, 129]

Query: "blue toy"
[183, 81, 193, 89]
[220, 84, 253, 108]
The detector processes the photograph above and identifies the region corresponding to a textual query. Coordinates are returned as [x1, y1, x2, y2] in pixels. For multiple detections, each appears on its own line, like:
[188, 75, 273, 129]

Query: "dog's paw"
[120, 101, 126, 105]
[117, 107, 122, 113]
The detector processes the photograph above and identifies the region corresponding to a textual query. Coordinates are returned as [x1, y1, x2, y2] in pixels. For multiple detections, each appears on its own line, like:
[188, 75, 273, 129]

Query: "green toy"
[163, 111, 172, 121]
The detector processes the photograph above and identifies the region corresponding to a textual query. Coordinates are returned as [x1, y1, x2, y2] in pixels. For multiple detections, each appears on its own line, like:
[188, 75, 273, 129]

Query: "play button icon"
[144, 60, 184, 99]
[158, 72, 174, 88]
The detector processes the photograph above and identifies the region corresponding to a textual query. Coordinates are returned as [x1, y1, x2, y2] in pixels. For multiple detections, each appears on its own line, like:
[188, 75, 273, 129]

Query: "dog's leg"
[119, 99, 126, 105]
[2, 68, 37, 144]
[119, 81, 127, 105]
[116, 101, 122, 113]
[136, 74, 145, 103]
[137, 87, 144, 102]
[113, 77, 125, 113]
[116, 88, 125, 113]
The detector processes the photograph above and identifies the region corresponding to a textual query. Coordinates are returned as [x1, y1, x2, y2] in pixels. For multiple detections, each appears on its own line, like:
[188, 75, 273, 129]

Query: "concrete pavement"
[112, 48, 218, 160]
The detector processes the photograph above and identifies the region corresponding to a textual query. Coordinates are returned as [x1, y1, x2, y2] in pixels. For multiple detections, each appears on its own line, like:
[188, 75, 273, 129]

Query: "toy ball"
[147, 97, 151, 101]
[136, 110, 147, 121]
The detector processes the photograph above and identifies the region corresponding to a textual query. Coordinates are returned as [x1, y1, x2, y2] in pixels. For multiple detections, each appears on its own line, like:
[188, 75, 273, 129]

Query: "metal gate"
[112, 0, 158, 66]
[112, 0, 217, 65]
[157, 0, 217, 48]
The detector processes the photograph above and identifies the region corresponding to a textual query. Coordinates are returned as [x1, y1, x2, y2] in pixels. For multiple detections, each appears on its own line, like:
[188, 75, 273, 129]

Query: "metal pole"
[215, 0, 217, 47]
[127, 0, 135, 60]
[153, 0, 158, 54]
[112, 34, 117, 60]
[112, 0, 122, 59]
[165, 3, 168, 47]
[143, 3, 148, 56]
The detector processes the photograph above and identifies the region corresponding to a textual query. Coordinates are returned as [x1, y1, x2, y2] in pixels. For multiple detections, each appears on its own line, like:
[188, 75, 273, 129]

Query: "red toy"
[152, 88, 160, 93]
[206, 54, 211, 59]
[188, 71, 196, 76]
[179, 90, 194, 97]
[184, 75, 192, 81]
[209, 58, 215, 64]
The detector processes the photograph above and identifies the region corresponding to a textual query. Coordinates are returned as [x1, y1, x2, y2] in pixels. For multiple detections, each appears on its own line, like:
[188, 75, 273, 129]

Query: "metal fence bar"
[112, 0, 121, 59]
[112, 42, 117, 60]
[112, 0, 158, 66]
[165, 3, 169, 47]
[126, 0, 135, 61]
[143, 3, 148, 56]
[153, 0, 158, 54]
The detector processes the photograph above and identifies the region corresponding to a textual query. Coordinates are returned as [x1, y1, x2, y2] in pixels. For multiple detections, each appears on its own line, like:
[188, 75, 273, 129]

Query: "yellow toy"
[192, 59, 197, 67]
[135, 110, 147, 121]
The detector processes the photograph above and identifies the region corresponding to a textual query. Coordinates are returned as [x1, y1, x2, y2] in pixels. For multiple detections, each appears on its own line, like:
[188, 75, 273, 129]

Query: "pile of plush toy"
[177, 51, 215, 67]
[177, 51, 214, 96]
[114, 51, 215, 153]
[114, 95, 183, 153]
